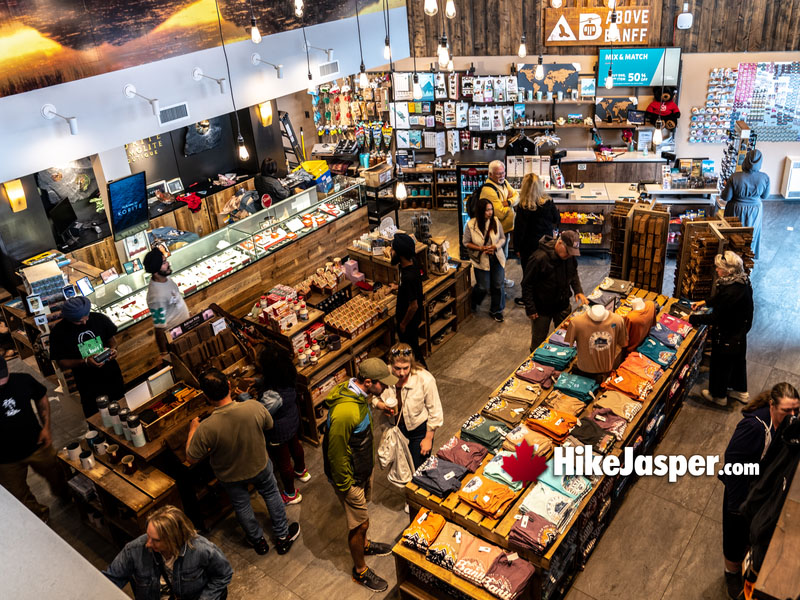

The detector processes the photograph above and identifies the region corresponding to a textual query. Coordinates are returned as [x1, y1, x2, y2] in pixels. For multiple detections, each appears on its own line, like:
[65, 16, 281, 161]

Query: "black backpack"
[466, 181, 501, 219]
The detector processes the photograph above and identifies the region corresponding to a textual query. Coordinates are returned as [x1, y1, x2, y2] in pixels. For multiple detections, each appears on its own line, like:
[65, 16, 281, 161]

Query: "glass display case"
[87, 180, 364, 330]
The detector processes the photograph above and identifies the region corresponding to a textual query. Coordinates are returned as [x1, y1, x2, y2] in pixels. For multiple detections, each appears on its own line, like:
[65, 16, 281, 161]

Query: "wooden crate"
[134, 383, 207, 442]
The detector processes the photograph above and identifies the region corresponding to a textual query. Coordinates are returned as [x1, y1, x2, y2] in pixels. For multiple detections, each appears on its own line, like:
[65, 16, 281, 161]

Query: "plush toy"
[644, 87, 681, 130]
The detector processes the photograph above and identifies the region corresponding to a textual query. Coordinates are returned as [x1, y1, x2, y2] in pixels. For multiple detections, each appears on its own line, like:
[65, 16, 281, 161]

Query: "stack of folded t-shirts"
[436, 436, 489, 472]
[402, 508, 446, 552]
[533, 344, 577, 370]
[554, 372, 599, 403]
[649, 322, 684, 348]
[411, 456, 469, 497]
[426, 522, 466, 570]
[461, 414, 511, 451]
[599, 277, 634, 295]
[502, 423, 554, 456]
[620, 352, 664, 383]
[516, 361, 558, 389]
[483, 451, 524, 493]
[499, 377, 543, 404]
[602, 366, 654, 401]
[638, 335, 677, 368]
[525, 406, 578, 443]
[481, 395, 529, 427]
[586, 289, 620, 310]
[453, 532, 504, 586]
[590, 407, 628, 440]
[538, 458, 593, 501]
[519, 481, 576, 531]
[658, 313, 693, 337]
[483, 552, 537, 600]
[594, 390, 642, 421]
[458, 473, 518, 519]
[567, 418, 616, 454]
[509, 512, 559, 554]
[548, 328, 570, 347]
[543, 390, 587, 417]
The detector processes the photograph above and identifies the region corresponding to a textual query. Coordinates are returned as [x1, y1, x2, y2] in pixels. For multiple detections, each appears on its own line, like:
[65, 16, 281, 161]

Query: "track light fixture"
[251, 53, 284, 79]
[123, 84, 159, 116]
[306, 43, 334, 62]
[192, 68, 227, 94]
[41, 104, 78, 135]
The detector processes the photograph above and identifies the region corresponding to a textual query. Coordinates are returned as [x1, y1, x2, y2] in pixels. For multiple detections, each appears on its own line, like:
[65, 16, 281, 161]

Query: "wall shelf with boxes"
[434, 166, 459, 210]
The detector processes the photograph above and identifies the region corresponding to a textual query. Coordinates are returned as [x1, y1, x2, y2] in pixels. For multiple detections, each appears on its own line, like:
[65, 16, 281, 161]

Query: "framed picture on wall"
[579, 77, 596, 98]
[166, 178, 184, 195]
[147, 180, 167, 201]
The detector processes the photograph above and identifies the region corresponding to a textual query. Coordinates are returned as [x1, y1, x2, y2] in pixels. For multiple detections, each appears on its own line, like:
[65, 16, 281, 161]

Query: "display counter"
[559, 150, 667, 184]
[397, 286, 707, 600]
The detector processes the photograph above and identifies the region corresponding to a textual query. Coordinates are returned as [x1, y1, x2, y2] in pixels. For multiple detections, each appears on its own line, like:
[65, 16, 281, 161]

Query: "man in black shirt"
[391, 233, 426, 365]
[49, 296, 125, 417]
[0, 357, 67, 521]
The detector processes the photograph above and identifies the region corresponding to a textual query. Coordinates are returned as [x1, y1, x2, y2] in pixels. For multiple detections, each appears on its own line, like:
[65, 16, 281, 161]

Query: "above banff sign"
[545, 7, 652, 46]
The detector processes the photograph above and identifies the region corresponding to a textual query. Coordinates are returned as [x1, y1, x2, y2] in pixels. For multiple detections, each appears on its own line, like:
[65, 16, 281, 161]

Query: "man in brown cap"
[322, 357, 397, 592]
[521, 231, 588, 351]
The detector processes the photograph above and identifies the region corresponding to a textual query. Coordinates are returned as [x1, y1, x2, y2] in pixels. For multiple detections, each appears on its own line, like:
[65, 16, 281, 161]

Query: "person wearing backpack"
[463, 197, 507, 322]
[480, 160, 518, 288]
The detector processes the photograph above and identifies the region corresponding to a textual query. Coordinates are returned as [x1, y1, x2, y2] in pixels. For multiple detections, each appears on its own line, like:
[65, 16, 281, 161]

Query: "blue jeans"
[473, 255, 506, 314]
[221, 461, 289, 543]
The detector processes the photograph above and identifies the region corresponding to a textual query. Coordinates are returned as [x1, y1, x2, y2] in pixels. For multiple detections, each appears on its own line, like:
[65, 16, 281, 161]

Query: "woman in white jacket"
[463, 196, 507, 322]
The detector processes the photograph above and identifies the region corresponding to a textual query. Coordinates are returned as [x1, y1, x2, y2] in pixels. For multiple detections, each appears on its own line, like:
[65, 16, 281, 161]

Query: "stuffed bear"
[644, 86, 681, 130]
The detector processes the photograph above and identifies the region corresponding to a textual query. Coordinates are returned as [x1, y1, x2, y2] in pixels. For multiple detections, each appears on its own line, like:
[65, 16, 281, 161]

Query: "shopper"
[323, 358, 396, 592]
[254, 157, 292, 205]
[521, 231, 588, 351]
[480, 160, 518, 287]
[256, 344, 309, 506]
[103, 504, 233, 600]
[717, 382, 800, 600]
[721, 149, 769, 259]
[513, 173, 561, 306]
[143, 248, 190, 361]
[49, 296, 125, 417]
[186, 368, 299, 556]
[0, 357, 68, 522]
[689, 251, 754, 407]
[374, 343, 443, 470]
[390, 233, 426, 364]
[463, 197, 507, 322]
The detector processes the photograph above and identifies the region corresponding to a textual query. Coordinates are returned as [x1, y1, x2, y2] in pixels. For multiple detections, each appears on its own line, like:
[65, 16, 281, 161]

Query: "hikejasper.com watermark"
[552, 445, 759, 483]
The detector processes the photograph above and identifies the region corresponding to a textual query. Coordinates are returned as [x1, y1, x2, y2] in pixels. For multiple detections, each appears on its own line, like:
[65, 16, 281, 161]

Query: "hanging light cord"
[355, 0, 365, 70]
[302, 26, 312, 78]
[384, 0, 393, 71]
[213, 0, 241, 134]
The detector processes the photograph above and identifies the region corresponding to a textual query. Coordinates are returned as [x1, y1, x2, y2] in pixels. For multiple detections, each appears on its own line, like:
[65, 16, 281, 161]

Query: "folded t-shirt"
[402, 508, 446, 551]
[619, 352, 663, 382]
[499, 377, 543, 404]
[483, 451, 524, 492]
[509, 512, 559, 554]
[532, 344, 577, 370]
[437, 436, 489, 472]
[637, 336, 677, 368]
[483, 552, 536, 600]
[568, 419, 616, 455]
[426, 522, 466, 570]
[594, 390, 642, 422]
[519, 482, 576, 531]
[454, 533, 504, 586]
[481, 396, 529, 427]
[458, 473, 518, 519]
[658, 313, 693, 337]
[538, 458, 592, 500]
[649, 322, 684, 349]
[411, 456, 469, 497]
[501, 424, 554, 455]
[554, 372, 599, 403]
[543, 391, 587, 416]
[525, 406, 577, 442]
[516, 361, 556, 389]
[461, 414, 511, 451]
[602, 367, 653, 401]
[591, 407, 628, 440]
[548, 328, 570, 347]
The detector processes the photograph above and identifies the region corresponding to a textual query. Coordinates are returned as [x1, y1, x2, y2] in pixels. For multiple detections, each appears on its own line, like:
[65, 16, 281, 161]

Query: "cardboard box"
[362, 162, 393, 187]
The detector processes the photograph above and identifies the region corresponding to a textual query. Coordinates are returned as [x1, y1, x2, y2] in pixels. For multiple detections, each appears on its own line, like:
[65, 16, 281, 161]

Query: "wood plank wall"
[406, 0, 800, 57]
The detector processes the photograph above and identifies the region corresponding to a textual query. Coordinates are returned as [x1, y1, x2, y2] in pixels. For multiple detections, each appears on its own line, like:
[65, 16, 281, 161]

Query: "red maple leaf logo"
[502, 441, 548, 485]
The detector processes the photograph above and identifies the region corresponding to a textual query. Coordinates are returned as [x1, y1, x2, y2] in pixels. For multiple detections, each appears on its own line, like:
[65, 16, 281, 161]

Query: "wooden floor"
[19, 200, 800, 600]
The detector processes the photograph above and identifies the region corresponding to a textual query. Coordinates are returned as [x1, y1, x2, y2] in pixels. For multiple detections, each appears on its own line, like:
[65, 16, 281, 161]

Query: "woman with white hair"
[689, 251, 754, 406]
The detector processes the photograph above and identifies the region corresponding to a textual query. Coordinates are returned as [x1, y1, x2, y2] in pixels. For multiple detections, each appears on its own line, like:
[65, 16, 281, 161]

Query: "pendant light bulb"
[653, 125, 663, 146]
[437, 35, 450, 69]
[250, 18, 261, 44]
[445, 0, 456, 18]
[534, 56, 544, 80]
[395, 180, 408, 201]
[383, 37, 392, 60]
[605, 70, 614, 89]
[237, 134, 249, 161]
[446, 58, 454, 72]
[608, 11, 620, 42]
[517, 35, 527, 58]
[424, 0, 438, 16]
[294, 0, 304, 18]
[608, 0, 616, 7]
[412, 74, 423, 99]
[551, 0, 562, 7]
[359, 69, 369, 88]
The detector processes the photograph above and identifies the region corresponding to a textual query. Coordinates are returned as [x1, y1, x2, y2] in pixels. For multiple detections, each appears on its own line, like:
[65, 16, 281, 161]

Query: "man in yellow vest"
[480, 160, 519, 288]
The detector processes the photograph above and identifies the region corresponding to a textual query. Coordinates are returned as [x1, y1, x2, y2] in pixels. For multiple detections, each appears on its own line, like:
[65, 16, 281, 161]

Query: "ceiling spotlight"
[251, 53, 283, 78]
[123, 84, 159, 116]
[445, 0, 456, 18]
[41, 104, 79, 135]
[424, 0, 438, 16]
[192, 67, 227, 94]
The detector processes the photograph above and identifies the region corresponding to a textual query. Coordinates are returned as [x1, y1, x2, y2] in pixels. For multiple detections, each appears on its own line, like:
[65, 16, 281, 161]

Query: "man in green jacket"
[323, 357, 397, 592]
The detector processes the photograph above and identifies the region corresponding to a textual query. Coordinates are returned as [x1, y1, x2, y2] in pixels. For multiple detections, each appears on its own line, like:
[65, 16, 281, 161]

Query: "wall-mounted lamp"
[41, 104, 78, 135]
[306, 43, 334, 62]
[123, 84, 160, 116]
[251, 53, 283, 79]
[3, 179, 27, 212]
[256, 102, 274, 127]
[191, 68, 227, 94]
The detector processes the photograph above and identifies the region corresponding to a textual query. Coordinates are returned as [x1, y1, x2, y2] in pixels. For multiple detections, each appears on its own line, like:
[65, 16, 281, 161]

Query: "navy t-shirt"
[0, 373, 47, 463]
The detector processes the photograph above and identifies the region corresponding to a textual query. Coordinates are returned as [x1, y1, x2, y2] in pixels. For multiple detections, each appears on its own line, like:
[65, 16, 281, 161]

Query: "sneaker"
[281, 491, 303, 505]
[364, 540, 393, 556]
[701, 389, 727, 407]
[724, 570, 743, 600]
[352, 566, 388, 592]
[491, 312, 504, 323]
[514, 297, 525, 306]
[728, 390, 750, 403]
[504, 278, 515, 288]
[276, 522, 300, 555]
[251, 537, 269, 555]
[294, 469, 311, 483]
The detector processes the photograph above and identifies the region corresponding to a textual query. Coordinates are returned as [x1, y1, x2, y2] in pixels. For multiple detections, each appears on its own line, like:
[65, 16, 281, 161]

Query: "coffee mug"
[93, 432, 107, 455]
[84, 430, 98, 447]
[536, 91, 543, 101]
[106, 444, 120, 464]
[327, 334, 341, 350]
[79, 450, 95, 469]
[557, 91, 564, 101]
[546, 91, 553, 100]
[66, 441, 81, 462]
[121, 455, 135, 475]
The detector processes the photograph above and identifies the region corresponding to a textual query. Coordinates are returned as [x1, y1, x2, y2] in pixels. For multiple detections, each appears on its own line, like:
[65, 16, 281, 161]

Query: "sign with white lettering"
[545, 7, 652, 46]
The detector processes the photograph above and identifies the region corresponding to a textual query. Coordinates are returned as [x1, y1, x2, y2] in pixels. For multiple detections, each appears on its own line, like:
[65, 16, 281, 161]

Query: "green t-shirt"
[187, 400, 273, 482]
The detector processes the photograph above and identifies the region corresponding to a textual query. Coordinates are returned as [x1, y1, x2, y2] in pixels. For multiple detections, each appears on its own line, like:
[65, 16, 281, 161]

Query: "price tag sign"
[212, 318, 227, 336]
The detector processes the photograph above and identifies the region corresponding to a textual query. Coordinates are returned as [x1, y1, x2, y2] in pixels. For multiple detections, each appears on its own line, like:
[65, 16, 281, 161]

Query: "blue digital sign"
[597, 47, 681, 87]
[108, 171, 150, 241]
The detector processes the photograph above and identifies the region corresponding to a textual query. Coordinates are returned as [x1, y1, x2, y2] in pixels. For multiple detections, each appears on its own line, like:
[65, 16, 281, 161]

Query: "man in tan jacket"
[480, 160, 519, 288]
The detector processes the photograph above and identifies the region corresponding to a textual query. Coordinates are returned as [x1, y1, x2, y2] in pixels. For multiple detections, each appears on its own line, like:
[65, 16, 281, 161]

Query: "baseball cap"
[559, 230, 581, 257]
[358, 357, 398, 387]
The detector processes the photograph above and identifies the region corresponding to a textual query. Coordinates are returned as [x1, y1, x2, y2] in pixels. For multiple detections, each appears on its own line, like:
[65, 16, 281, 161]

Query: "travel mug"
[108, 402, 123, 436]
[80, 450, 96, 469]
[118, 408, 132, 441]
[557, 91, 564, 101]
[536, 91, 543, 101]
[66, 441, 81, 462]
[126, 414, 146, 448]
[96, 395, 112, 429]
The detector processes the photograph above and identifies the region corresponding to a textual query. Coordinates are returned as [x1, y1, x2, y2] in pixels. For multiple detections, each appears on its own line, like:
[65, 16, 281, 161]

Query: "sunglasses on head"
[390, 348, 413, 357]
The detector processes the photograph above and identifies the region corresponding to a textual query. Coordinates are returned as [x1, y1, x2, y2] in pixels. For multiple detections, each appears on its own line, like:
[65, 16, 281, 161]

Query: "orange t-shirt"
[624, 301, 657, 351]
